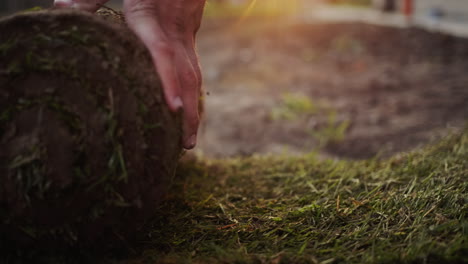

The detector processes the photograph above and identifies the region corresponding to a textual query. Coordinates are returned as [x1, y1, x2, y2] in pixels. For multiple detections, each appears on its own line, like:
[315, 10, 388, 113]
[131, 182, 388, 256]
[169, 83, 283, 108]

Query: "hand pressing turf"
[54, 0, 205, 149]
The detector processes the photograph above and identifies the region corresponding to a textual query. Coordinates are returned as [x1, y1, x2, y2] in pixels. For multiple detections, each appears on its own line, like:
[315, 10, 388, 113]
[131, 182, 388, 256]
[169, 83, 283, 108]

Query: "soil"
[195, 18, 468, 159]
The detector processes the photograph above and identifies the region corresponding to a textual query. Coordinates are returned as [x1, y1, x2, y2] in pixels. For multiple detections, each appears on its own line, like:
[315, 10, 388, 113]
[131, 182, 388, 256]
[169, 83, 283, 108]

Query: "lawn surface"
[3, 131, 467, 264]
[126, 129, 467, 264]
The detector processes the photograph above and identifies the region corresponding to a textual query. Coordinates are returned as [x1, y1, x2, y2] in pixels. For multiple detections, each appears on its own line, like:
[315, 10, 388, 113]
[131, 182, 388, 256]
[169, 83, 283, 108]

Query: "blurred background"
[2, 0, 467, 159]
[2, 0, 468, 23]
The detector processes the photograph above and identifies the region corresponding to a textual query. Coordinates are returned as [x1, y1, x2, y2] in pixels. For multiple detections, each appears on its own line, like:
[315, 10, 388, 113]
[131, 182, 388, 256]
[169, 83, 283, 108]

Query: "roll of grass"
[0, 9, 182, 249]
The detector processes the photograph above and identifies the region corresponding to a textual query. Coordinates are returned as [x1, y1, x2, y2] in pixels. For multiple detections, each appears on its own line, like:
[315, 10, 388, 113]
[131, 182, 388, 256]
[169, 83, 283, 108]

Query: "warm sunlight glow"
[243, 0, 258, 17]
[237, 0, 258, 24]
[224, 0, 301, 29]
[245, 0, 300, 16]
[205, 0, 301, 19]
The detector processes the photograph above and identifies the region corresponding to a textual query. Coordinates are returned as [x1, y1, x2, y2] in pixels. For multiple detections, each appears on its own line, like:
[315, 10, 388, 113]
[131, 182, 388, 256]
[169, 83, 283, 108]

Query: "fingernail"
[185, 134, 197, 149]
[173, 97, 183, 110]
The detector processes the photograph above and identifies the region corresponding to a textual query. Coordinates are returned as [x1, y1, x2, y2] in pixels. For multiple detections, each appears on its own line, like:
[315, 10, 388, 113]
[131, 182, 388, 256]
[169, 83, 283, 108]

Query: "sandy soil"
[194, 18, 468, 159]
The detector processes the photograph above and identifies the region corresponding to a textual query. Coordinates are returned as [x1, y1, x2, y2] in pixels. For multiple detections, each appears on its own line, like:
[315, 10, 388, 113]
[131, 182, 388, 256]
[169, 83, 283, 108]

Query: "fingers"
[177, 47, 200, 149]
[124, 0, 204, 149]
[152, 43, 184, 113]
[184, 40, 204, 116]
[125, 14, 183, 112]
[125, 7, 197, 149]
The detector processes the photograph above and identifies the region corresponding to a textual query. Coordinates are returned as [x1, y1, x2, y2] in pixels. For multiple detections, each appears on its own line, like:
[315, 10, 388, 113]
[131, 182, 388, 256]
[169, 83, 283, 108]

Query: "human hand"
[53, 0, 205, 149]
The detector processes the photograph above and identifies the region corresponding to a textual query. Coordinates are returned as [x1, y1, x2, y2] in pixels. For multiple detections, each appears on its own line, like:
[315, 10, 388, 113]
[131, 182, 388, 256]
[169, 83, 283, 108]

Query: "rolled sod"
[0, 9, 182, 248]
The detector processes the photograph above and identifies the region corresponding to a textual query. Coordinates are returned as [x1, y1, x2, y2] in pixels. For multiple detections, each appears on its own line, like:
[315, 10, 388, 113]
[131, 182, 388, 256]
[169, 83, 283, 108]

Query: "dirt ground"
[194, 18, 468, 159]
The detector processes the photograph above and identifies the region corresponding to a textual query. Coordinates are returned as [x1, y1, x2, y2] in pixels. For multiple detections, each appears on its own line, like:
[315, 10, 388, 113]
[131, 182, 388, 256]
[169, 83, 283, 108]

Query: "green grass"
[131, 128, 468, 263]
[4, 130, 468, 263]
[270, 93, 318, 121]
[270, 93, 350, 146]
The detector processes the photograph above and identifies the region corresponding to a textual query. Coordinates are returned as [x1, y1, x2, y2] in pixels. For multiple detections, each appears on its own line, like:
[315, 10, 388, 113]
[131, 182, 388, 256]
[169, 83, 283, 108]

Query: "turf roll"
[0, 9, 182, 248]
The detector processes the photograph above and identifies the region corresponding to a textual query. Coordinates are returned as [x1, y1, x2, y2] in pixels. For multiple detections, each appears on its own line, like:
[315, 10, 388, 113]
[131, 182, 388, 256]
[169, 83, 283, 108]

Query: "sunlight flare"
[233, 0, 258, 28]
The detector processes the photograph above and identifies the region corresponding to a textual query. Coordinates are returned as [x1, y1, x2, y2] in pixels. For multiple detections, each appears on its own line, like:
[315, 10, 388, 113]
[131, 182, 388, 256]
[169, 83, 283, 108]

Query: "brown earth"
[196, 18, 468, 159]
